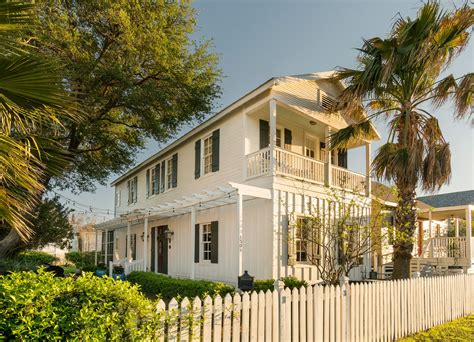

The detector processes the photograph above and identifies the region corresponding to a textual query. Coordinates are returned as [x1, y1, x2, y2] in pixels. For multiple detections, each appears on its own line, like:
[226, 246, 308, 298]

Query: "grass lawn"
[398, 315, 474, 341]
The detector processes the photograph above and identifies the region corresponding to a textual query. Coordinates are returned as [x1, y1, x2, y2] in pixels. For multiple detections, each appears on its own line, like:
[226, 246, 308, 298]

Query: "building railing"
[275, 148, 325, 184]
[331, 165, 366, 193]
[109, 258, 145, 276]
[420, 237, 468, 259]
[246, 147, 365, 193]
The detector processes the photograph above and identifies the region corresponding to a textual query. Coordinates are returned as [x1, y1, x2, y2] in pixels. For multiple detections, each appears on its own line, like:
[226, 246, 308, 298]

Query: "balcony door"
[304, 135, 319, 160]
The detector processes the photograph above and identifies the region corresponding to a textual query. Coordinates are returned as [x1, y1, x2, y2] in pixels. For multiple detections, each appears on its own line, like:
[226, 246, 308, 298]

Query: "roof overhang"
[95, 182, 271, 230]
[417, 204, 473, 220]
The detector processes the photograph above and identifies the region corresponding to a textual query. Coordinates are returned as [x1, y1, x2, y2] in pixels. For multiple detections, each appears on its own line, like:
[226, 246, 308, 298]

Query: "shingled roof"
[417, 190, 474, 208]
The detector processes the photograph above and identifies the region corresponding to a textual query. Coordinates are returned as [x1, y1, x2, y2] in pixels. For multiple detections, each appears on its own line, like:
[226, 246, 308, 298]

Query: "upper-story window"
[203, 135, 213, 175]
[146, 153, 178, 197]
[194, 129, 220, 179]
[127, 176, 138, 204]
[259, 120, 292, 150]
[115, 190, 121, 207]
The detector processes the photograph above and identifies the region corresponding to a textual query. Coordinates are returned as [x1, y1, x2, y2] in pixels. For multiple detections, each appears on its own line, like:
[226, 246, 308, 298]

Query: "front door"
[151, 226, 168, 274]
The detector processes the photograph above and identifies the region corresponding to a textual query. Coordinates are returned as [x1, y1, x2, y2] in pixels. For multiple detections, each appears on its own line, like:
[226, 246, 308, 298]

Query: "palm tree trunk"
[392, 184, 417, 279]
[0, 229, 21, 258]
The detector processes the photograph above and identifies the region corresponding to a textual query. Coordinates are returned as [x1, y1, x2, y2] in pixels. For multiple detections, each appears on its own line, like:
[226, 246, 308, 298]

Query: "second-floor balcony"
[246, 146, 368, 194]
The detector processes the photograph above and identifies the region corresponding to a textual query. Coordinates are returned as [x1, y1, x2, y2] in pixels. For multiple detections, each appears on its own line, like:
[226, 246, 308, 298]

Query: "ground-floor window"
[202, 223, 212, 261]
[101, 231, 114, 263]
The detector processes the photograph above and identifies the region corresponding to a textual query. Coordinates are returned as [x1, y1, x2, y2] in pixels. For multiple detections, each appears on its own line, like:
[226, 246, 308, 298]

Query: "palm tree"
[329, 2, 473, 279]
[0, 0, 73, 255]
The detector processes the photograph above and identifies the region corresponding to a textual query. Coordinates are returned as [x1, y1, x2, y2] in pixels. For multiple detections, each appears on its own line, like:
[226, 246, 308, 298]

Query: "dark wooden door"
[153, 225, 168, 274]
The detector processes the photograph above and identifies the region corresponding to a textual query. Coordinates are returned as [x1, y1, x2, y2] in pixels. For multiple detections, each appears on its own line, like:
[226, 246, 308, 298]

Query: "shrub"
[253, 279, 274, 292]
[0, 251, 58, 274]
[127, 272, 235, 300]
[65, 251, 96, 271]
[252, 276, 308, 292]
[0, 270, 163, 340]
[281, 276, 308, 290]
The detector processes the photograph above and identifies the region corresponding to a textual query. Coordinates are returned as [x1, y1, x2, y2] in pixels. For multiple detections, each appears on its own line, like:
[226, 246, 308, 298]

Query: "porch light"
[164, 227, 174, 242]
[140, 232, 150, 242]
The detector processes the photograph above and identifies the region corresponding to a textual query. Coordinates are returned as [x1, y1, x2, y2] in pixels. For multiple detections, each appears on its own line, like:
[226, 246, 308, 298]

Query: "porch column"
[455, 218, 459, 237]
[127, 221, 132, 262]
[143, 216, 148, 271]
[104, 228, 108, 264]
[269, 99, 277, 175]
[190, 205, 196, 279]
[237, 192, 243, 278]
[466, 207, 472, 263]
[94, 229, 98, 265]
[365, 142, 372, 197]
[325, 126, 332, 187]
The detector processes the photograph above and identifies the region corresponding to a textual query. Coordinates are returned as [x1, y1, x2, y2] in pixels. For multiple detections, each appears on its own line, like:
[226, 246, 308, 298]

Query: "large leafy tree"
[0, 0, 74, 255]
[330, 2, 473, 278]
[1, 0, 221, 254]
[32, 0, 221, 192]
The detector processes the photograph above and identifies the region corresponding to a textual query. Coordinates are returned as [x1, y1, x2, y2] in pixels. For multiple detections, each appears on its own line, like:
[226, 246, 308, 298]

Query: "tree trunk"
[0, 229, 21, 258]
[391, 184, 417, 279]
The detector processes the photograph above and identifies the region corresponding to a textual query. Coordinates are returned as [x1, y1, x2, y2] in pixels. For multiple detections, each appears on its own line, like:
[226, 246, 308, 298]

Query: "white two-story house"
[95, 71, 380, 285]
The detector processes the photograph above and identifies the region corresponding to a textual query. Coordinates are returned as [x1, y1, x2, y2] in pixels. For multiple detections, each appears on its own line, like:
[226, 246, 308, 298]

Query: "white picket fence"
[153, 274, 474, 341]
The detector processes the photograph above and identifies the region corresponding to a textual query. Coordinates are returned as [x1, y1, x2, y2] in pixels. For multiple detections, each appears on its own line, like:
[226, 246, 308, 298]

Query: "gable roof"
[110, 70, 378, 186]
[417, 190, 474, 208]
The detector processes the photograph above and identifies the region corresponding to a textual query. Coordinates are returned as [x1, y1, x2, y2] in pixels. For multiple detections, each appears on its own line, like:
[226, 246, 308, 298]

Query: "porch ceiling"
[417, 205, 473, 220]
[95, 182, 271, 230]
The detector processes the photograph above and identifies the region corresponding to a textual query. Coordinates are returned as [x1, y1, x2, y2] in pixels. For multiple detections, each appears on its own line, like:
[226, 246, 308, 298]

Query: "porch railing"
[246, 147, 365, 192]
[275, 148, 325, 184]
[421, 237, 467, 259]
[109, 258, 145, 276]
[331, 165, 366, 193]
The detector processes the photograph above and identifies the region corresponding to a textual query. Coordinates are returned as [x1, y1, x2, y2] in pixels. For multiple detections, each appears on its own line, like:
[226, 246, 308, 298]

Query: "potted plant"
[95, 263, 107, 277]
[112, 264, 125, 280]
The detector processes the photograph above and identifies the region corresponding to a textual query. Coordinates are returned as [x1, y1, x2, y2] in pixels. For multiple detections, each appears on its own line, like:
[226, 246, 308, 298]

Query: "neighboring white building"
[95, 71, 380, 285]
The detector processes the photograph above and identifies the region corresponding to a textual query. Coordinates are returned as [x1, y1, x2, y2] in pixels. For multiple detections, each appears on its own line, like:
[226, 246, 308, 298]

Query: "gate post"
[274, 279, 285, 341]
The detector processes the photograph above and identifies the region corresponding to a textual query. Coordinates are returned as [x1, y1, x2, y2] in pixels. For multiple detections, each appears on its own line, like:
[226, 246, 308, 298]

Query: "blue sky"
[60, 0, 473, 222]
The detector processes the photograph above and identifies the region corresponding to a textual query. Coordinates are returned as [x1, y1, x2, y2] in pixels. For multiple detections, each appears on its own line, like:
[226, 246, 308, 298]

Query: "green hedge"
[0, 270, 162, 340]
[127, 272, 235, 300]
[253, 276, 308, 292]
[65, 251, 96, 271]
[0, 251, 58, 274]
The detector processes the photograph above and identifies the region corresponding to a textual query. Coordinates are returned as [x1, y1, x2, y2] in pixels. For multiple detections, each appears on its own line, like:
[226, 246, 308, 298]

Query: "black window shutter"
[194, 140, 201, 179]
[125, 235, 128, 258]
[146, 169, 150, 197]
[194, 224, 200, 263]
[338, 149, 348, 168]
[127, 181, 130, 204]
[211, 129, 220, 172]
[172, 153, 178, 188]
[210, 221, 219, 264]
[284, 128, 292, 146]
[320, 142, 326, 150]
[160, 161, 165, 192]
[154, 164, 160, 194]
[259, 119, 270, 149]
[133, 177, 138, 202]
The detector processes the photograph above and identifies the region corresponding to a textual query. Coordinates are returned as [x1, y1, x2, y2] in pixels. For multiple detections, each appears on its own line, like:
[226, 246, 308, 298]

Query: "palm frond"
[329, 120, 378, 149]
[453, 72, 473, 118]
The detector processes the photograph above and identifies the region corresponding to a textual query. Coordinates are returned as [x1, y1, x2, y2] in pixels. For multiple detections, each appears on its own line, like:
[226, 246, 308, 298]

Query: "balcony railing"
[246, 147, 366, 193]
[422, 237, 468, 259]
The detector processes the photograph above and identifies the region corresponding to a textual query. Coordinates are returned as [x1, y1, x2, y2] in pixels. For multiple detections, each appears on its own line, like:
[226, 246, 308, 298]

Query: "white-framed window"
[166, 157, 173, 189]
[276, 128, 282, 148]
[295, 216, 321, 263]
[150, 167, 158, 195]
[115, 190, 121, 207]
[202, 223, 212, 261]
[127, 176, 138, 204]
[203, 135, 213, 175]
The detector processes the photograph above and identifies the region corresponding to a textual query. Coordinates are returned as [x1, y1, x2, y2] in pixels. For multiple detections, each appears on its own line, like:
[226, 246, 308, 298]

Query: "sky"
[60, 0, 473, 222]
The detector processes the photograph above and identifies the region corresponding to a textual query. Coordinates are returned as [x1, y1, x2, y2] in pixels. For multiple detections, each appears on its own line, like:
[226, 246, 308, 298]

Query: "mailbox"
[238, 270, 254, 291]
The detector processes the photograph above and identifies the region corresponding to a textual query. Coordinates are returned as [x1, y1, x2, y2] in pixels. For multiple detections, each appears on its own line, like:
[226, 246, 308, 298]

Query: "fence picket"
[168, 298, 179, 341]
[232, 293, 241, 342]
[272, 289, 279, 342]
[250, 291, 258, 342]
[213, 295, 223, 342]
[284, 288, 292, 342]
[242, 292, 250, 342]
[202, 296, 212, 342]
[306, 285, 314, 342]
[299, 286, 307, 342]
[291, 287, 300, 342]
[257, 291, 265, 341]
[265, 290, 273, 342]
[314, 285, 324, 342]
[156, 300, 166, 342]
[191, 297, 201, 342]
[222, 294, 232, 342]
[179, 298, 190, 342]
